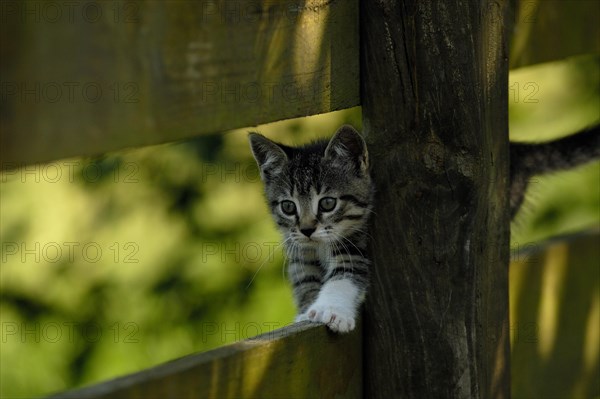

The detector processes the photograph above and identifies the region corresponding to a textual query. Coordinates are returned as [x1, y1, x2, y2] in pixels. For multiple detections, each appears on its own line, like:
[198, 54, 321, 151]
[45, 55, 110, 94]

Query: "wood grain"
[47, 322, 362, 399]
[360, 1, 511, 398]
[510, 0, 600, 68]
[0, 0, 359, 168]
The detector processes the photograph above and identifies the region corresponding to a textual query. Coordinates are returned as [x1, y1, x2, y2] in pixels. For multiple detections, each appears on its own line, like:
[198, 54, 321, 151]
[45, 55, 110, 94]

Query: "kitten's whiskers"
[245, 235, 293, 290]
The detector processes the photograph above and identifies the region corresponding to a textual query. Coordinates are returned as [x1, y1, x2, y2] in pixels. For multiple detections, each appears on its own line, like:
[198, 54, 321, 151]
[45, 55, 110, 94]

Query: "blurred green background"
[2, 2, 600, 399]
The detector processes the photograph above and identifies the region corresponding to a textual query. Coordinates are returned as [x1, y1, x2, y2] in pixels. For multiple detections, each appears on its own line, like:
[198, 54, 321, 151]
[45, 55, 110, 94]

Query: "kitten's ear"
[248, 132, 288, 179]
[325, 125, 369, 173]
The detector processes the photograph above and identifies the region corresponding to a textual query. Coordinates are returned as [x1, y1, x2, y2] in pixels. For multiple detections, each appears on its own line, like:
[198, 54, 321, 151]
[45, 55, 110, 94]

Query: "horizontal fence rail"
[47, 321, 362, 399]
[0, 0, 359, 168]
[43, 230, 599, 398]
[2, 0, 597, 170]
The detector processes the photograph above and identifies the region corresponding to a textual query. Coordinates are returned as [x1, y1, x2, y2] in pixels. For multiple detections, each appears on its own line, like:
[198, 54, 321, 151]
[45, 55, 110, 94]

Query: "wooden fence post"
[360, 1, 511, 398]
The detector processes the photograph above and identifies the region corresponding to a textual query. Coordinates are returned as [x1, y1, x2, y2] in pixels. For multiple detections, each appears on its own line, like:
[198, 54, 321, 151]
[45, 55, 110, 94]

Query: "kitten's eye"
[280, 200, 296, 215]
[319, 197, 337, 212]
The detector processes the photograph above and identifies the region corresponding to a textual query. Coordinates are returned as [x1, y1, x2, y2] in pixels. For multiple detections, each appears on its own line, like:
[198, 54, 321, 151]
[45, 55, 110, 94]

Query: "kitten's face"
[249, 125, 373, 247]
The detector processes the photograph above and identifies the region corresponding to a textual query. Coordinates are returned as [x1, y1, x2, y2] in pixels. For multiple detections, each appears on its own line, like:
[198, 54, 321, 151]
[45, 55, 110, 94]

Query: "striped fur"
[510, 124, 600, 218]
[249, 125, 373, 333]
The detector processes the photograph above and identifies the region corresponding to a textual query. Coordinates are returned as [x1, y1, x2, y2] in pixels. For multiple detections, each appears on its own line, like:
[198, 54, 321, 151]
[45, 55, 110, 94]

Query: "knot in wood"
[423, 141, 446, 174]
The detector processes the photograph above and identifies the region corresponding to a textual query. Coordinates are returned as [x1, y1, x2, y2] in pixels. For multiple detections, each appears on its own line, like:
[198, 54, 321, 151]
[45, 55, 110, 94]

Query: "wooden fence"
[1, 0, 359, 167]
[40, 230, 598, 398]
[1, 1, 598, 398]
[47, 322, 362, 399]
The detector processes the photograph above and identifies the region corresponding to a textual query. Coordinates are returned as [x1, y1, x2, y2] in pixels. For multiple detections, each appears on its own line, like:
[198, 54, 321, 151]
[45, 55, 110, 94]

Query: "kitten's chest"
[285, 243, 333, 276]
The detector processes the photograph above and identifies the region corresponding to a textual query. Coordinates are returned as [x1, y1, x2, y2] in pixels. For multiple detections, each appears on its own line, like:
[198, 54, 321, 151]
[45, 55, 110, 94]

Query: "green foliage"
[510, 55, 600, 244]
[508, 54, 599, 399]
[0, 109, 360, 398]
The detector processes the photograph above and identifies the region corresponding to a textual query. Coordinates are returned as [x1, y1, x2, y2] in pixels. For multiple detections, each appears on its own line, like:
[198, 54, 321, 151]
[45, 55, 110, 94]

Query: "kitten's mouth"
[295, 235, 320, 245]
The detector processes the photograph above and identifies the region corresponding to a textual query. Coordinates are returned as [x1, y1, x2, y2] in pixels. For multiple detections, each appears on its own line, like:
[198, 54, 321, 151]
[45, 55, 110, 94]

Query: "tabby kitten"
[249, 123, 599, 333]
[249, 125, 373, 333]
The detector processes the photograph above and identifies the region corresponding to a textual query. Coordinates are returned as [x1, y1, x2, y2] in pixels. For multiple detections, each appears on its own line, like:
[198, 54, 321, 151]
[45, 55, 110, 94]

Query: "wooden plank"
[360, 1, 510, 398]
[46, 322, 362, 399]
[510, 230, 600, 398]
[0, 0, 359, 169]
[510, 0, 600, 69]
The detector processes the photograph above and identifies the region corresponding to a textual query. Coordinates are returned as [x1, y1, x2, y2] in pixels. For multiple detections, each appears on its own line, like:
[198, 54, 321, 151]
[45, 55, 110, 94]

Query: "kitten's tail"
[509, 123, 600, 218]
[510, 124, 600, 176]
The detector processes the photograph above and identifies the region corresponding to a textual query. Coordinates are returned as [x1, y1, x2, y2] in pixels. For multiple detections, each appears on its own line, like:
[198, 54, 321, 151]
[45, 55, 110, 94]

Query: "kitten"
[249, 123, 599, 333]
[249, 125, 373, 333]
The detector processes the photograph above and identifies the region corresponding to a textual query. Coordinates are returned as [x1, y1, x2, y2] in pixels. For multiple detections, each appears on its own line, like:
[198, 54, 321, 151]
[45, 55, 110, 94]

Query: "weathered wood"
[0, 0, 358, 169]
[47, 322, 362, 399]
[360, 1, 510, 398]
[510, 230, 600, 399]
[510, 0, 600, 69]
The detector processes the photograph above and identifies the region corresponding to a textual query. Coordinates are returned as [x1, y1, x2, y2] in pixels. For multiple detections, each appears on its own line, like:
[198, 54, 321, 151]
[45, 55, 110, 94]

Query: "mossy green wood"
[0, 0, 358, 169]
[46, 322, 362, 399]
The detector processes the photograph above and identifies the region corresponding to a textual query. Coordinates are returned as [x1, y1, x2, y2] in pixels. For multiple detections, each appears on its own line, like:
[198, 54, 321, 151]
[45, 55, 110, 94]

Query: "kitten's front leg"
[287, 246, 324, 321]
[301, 244, 370, 333]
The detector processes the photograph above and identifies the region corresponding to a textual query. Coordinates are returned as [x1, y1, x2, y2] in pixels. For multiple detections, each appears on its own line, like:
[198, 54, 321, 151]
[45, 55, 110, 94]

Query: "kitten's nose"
[300, 228, 316, 237]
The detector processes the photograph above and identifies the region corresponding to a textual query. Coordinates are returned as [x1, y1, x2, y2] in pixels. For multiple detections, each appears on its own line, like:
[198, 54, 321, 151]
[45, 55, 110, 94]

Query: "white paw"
[305, 304, 356, 333]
